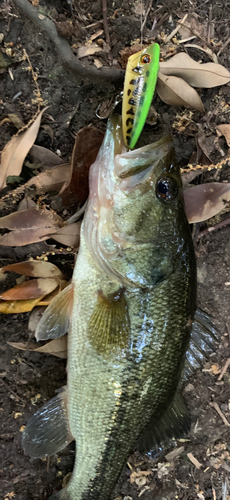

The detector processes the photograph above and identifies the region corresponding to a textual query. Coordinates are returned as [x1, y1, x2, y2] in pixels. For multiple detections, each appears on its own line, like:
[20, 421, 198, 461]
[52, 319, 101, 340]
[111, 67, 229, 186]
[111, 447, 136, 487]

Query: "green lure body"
[122, 43, 160, 149]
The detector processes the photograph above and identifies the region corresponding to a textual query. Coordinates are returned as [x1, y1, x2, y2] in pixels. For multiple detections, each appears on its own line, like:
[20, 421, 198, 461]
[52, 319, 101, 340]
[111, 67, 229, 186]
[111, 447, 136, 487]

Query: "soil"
[0, 1, 230, 499]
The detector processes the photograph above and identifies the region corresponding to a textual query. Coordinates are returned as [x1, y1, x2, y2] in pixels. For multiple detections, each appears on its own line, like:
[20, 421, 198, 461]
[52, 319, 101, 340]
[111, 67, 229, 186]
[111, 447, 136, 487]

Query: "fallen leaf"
[78, 42, 103, 58]
[183, 182, 230, 223]
[156, 72, 204, 112]
[196, 125, 212, 165]
[160, 53, 230, 88]
[181, 166, 208, 186]
[165, 446, 185, 461]
[49, 222, 81, 248]
[26, 163, 71, 194]
[38, 280, 68, 305]
[61, 126, 104, 209]
[0, 208, 61, 246]
[17, 198, 37, 211]
[216, 124, 230, 147]
[90, 29, 104, 41]
[5, 113, 25, 129]
[28, 307, 46, 335]
[8, 335, 67, 358]
[94, 58, 103, 69]
[40, 124, 54, 144]
[29, 145, 63, 168]
[0, 278, 59, 300]
[0, 108, 48, 191]
[0, 297, 44, 313]
[1, 260, 64, 279]
[187, 452, 202, 469]
[177, 14, 211, 40]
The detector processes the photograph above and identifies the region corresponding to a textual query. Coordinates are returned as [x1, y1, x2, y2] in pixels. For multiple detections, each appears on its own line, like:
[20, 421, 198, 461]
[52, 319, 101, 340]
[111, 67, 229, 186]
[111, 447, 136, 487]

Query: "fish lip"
[114, 136, 173, 180]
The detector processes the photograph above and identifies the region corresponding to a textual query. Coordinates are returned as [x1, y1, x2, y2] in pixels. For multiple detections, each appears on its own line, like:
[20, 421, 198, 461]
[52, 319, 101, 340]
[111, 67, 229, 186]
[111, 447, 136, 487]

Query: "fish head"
[84, 114, 193, 288]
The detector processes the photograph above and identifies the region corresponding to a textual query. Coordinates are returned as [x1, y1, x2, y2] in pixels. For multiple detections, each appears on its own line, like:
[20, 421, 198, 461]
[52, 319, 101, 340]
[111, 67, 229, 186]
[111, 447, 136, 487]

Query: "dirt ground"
[0, 0, 230, 499]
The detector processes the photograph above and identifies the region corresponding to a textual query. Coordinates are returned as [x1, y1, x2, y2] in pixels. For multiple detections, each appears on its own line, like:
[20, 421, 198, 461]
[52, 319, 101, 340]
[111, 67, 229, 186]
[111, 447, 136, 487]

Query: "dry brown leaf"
[160, 53, 230, 88]
[156, 72, 204, 112]
[26, 163, 71, 194]
[0, 108, 48, 191]
[94, 59, 103, 69]
[28, 307, 46, 335]
[38, 280, 68, 305]
[7, 335, 67, 358]
[0, 278, 59, 300]
[0, 208, 61, 246]
[0, 297, 44, 313]
[6, 113, 25, 129]
[61, 126, 104, 209]
[1, 260, 64, 279]
[49, 222, 81, 248]
[216, 124, 230, 147]
[183, 182, 230, 223]
[177, 14, 211, 41]
[40, 124, 54, 144]
[181, 167, 208, 186]
[17, 197, 37, 211]
[78, 42, 103, 58]
[196, 125, 212, 165]
[29, 145, 63, 168]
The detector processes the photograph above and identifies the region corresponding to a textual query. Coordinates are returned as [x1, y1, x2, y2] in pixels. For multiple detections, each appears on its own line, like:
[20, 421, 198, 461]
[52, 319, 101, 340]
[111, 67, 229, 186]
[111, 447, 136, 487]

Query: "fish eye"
[141, 54, 151, 64]
[156, 177, 178, 202]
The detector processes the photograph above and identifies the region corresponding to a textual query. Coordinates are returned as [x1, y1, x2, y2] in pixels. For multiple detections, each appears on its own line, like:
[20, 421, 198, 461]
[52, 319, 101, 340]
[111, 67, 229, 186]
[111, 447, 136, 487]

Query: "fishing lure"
[122, 43, 160, 150]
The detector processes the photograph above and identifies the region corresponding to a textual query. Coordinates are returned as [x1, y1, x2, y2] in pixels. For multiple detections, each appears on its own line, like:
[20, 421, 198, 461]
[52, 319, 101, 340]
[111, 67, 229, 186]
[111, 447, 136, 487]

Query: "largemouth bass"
[22, 114, 216, 499]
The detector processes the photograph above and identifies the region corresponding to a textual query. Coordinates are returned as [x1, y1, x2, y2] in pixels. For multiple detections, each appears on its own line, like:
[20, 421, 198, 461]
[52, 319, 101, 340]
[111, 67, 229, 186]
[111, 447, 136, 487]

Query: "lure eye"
[141, 54, 151, 64]
[156, 177, 178, 202]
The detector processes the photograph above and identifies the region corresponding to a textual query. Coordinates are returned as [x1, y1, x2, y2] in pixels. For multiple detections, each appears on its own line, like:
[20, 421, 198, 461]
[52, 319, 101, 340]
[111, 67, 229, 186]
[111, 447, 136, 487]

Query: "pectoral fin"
[22, 387, 73, 458]
[136, 392, 190, 453]
[35, 283, 73, 341]
[88, 288, 130, 355]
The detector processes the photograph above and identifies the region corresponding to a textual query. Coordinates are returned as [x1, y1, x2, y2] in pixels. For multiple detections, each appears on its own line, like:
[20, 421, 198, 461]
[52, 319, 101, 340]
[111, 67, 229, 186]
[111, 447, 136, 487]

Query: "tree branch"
[13, 0, 124, 84]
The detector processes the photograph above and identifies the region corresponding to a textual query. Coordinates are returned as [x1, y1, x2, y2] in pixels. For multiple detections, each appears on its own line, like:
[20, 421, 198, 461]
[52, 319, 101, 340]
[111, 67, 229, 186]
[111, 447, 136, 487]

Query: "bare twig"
[217, 36, 230, 57]
[187, 452, 202, 469]
[166, 13, 188, 42]
[198, 215, 230, 239]
[218, 358, 230, 381]
[101, 0, 110, 45]
[0, 377, 26, 404]
[177, 19, 213, 48]
[207, 5, 212, 44]
[141, 0, 154, 33]
[13, 0, 124, 83]
[210, 401, 230, 426]
[149, 12, 169, 35]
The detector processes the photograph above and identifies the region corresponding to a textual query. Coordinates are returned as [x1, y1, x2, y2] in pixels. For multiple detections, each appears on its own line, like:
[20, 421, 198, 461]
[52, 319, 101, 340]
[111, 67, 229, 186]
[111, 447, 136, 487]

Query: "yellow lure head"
[122, 43, 160, 150]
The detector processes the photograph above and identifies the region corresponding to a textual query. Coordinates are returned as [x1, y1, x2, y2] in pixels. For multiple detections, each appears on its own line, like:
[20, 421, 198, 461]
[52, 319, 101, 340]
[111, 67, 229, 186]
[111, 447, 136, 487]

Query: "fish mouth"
[114, 135, 173, 180]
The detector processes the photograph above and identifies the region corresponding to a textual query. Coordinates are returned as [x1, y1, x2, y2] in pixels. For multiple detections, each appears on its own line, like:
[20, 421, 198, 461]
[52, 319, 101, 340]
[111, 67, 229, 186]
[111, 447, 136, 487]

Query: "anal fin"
[22, 386, 73, 458]
[135, 392, 190, 453]
[35, 283, 73, 341]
